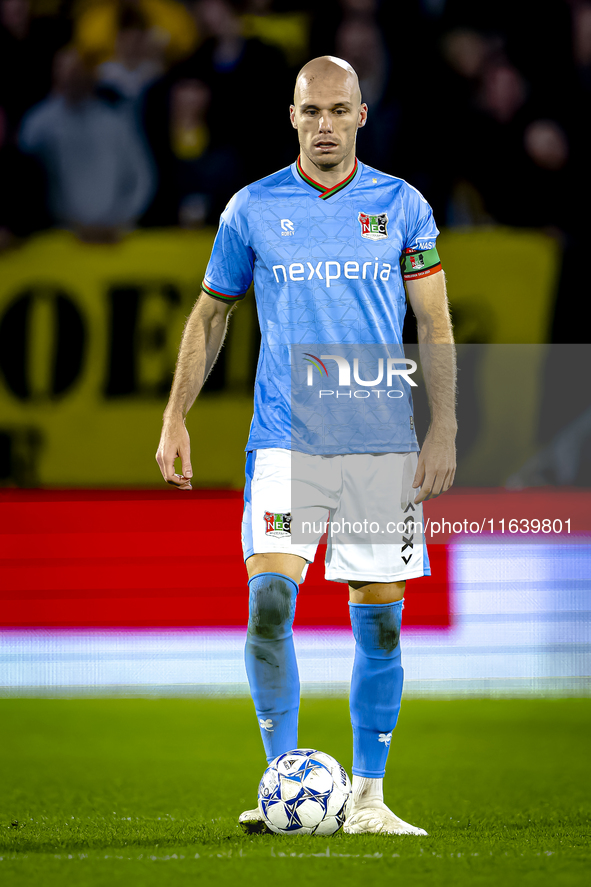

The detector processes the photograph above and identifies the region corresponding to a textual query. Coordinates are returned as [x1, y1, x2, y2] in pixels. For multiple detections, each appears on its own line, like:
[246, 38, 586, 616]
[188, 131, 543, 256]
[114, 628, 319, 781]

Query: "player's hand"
[155, 418, 193, 490]
[413, 426, 456, 503]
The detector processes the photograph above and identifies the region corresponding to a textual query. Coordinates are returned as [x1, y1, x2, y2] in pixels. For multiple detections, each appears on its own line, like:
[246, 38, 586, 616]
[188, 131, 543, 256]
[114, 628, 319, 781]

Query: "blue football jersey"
[202, 158, 439, 454]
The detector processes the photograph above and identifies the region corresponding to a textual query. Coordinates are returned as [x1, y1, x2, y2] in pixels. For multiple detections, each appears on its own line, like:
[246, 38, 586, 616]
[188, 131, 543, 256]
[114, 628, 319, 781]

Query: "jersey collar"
[293, 155, 360, 200]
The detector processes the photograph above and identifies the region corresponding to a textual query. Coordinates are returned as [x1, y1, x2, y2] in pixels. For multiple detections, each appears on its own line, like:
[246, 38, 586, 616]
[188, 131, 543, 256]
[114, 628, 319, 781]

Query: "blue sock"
[349, 600, 404, 778]
[244, 572, 300, 763]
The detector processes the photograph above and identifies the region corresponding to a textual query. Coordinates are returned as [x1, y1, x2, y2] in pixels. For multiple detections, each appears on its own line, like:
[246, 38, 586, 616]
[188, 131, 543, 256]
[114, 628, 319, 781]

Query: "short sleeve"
[202, 189, 255, 303]
[402, 182, 440, 252]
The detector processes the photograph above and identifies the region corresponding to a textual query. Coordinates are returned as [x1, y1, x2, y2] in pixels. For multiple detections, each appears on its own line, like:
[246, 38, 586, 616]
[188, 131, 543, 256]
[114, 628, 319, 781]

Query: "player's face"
[290, 72, 367, 171]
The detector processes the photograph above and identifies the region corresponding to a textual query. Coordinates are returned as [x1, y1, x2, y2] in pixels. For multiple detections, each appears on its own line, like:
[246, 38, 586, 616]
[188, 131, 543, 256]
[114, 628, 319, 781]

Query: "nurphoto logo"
[303, 354, 417, 391]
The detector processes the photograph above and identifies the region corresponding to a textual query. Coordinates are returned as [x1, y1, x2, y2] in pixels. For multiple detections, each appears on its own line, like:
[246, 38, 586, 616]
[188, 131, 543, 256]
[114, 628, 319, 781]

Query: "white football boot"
[343, 801, 428, 835]
[343, 777, 428, 835]
[238, 806, 272, 835]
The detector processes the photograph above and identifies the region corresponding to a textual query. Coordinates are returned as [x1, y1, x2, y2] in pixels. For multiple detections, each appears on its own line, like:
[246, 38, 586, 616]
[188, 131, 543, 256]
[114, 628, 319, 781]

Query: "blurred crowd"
[1, 0, 590, 337]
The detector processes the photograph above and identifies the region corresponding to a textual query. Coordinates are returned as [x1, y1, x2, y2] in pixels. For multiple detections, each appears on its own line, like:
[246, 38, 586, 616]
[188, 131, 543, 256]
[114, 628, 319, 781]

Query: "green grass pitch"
[0, 697, 589, 886]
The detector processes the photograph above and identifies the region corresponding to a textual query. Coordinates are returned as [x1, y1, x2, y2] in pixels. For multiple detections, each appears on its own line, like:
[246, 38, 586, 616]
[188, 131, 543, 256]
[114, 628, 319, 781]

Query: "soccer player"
[156, 56, 457, 835]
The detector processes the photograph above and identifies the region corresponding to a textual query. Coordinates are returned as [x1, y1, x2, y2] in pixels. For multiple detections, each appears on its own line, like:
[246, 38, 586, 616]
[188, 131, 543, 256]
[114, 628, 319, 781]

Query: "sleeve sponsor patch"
[400, 246, 442, 281]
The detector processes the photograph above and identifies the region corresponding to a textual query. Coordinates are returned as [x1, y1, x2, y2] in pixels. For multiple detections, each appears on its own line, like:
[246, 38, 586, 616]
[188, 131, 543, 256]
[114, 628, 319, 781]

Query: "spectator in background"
[309, 0, 381, 65]
[19, 47, 156, 243]
[522, 115, 590, 343]
[520, 119, 572, 230]
[96, 4, 165, 101]
[169, 79, 213, 225]
[437, 50, 530, 227]
[479, 60, 528, 125]
[459, 58, 579, 231]
[144, 77, 241, 225]
[435, 27, 499, 224]
[148, 0, 291, 185]
[462, 60, 530, 225]
[75, 0, 198, 68]
[439, 27, 498, 115]
[436, 39, 527, 228]
[240, 0, 310, 68]
[334, 16, 400, 171]
[573, 1, 591, 92]
[0, 105, 50, 250]
[335, 15, 387, 108]
[0, 0, 71, 130]
[569, 1, 591, 154]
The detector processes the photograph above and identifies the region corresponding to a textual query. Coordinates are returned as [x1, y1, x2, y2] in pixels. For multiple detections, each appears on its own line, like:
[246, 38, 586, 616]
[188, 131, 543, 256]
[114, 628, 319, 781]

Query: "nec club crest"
[358, 211, 388, 241]
[264, 512, 292, 537]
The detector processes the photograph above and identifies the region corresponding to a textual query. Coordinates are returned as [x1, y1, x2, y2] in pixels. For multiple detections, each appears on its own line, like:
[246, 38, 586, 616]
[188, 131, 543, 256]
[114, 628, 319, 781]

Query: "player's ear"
[358, 103, 368, 129]
[289, 105, 297, 129]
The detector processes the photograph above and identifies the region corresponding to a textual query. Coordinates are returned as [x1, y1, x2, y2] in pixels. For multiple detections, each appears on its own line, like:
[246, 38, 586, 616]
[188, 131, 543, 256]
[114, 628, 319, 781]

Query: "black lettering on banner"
[0, 287, 85, 400]
[104, 283, 183, 397]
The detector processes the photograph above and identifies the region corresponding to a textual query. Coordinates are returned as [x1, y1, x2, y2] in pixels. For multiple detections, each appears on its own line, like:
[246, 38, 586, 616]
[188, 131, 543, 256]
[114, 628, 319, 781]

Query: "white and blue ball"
[258, 748, 352, 835]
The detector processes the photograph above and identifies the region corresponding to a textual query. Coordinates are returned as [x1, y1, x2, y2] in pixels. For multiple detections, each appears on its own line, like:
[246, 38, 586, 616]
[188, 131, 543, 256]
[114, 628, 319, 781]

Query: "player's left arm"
[405, 269, 457, 503]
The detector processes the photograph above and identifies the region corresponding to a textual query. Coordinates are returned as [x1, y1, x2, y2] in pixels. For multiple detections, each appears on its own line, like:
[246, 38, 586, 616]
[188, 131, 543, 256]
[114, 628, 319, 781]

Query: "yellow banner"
[0, 227, 560, 487]
[0, 229, 256, 487]
[437, 227, 560, 344]
[436, 228, 561, 483]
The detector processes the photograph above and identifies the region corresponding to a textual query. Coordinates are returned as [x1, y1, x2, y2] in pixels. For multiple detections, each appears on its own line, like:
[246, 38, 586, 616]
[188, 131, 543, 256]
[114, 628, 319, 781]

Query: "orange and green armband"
[400, 246, 442, 281]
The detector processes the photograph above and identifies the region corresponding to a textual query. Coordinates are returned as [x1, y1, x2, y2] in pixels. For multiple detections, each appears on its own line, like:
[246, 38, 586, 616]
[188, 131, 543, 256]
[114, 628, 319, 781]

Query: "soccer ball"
[258, 748, 352, 835]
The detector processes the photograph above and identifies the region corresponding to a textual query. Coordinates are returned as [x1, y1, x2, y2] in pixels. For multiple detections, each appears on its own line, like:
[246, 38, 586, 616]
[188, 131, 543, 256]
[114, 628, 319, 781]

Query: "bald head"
[290, 55, 367, 176]
[294, 56, 362, 106]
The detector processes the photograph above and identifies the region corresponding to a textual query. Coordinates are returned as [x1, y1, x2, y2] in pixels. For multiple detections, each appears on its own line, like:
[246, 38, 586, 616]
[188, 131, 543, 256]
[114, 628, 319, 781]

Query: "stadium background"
[0, 0, 590, 700]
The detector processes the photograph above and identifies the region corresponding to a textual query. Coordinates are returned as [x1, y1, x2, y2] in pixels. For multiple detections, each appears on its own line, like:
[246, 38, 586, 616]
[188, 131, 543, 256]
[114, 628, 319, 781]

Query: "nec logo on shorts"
[358, 211, 388, 240]
[264, 512, 292, 536]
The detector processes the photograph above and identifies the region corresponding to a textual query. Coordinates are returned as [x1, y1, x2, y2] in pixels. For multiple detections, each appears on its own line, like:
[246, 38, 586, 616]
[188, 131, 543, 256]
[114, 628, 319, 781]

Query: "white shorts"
[241, 448, 430, 584]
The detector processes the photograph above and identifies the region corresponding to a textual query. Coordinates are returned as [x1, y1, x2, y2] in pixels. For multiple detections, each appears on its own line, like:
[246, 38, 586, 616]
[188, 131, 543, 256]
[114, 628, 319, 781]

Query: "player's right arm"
[157, 187, 254, 488]
[156, 292, 233, 489]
